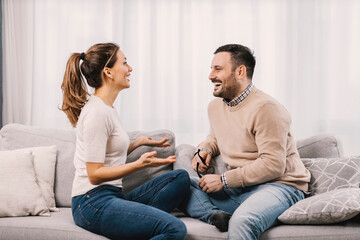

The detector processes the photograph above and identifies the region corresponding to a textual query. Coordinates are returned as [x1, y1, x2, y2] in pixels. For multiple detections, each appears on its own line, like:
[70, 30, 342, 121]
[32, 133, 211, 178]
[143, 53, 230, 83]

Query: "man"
[180, 44, 311, 240]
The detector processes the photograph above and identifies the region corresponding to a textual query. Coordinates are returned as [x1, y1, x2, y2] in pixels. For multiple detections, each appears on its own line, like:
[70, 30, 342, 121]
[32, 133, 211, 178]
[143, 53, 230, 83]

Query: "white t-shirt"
[71, 95, 130, 197]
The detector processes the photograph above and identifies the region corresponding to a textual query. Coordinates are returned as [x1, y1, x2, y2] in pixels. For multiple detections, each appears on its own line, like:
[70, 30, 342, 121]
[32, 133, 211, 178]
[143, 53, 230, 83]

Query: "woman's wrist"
[131, 138, 143, 149]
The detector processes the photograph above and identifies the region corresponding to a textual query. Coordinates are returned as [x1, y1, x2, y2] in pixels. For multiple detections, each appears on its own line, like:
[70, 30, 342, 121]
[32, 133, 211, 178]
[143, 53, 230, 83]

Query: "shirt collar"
[223, 82, 254, 107]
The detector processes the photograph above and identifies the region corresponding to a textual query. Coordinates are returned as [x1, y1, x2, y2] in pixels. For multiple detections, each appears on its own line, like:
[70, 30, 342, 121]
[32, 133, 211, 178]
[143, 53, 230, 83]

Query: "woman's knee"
[173, 169, 191, 189]
[166, 218, 187, 240]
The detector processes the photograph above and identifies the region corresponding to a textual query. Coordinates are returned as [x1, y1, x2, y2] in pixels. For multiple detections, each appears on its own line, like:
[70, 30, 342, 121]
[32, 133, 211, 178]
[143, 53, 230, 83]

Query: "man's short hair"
[214, 44, 256, 79]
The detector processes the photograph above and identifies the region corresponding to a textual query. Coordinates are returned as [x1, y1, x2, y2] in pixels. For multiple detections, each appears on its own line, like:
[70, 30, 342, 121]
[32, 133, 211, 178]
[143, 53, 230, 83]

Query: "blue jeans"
[179, 177, 305, 240]
[72, 169, 190, 240]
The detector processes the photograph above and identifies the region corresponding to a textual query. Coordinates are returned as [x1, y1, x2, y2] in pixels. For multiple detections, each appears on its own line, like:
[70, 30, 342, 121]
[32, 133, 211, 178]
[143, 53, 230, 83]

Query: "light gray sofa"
[0, 123, 359, 240]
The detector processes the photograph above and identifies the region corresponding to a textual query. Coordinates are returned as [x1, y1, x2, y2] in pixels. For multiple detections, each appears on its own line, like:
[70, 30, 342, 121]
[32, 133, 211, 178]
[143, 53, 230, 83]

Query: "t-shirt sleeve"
[81, 109, 112, 163]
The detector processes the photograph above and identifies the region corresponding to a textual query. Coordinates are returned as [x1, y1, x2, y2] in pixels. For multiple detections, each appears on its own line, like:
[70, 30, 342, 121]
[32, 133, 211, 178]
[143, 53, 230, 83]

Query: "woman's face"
[110, 50, 133, 90]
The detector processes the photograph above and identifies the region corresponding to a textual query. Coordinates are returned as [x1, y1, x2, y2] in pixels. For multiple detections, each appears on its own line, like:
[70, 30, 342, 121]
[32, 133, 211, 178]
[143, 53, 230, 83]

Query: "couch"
[0, 123, 359, 240]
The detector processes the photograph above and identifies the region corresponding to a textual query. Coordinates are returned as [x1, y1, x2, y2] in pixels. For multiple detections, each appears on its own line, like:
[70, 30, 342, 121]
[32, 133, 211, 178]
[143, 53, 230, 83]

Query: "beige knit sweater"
[198, 87, 311, 192]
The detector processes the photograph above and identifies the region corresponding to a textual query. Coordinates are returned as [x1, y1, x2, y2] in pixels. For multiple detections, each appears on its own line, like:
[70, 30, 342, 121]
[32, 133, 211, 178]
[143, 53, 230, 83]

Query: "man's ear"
[235, 65, 247, 80]
[103, 67, 113, 80]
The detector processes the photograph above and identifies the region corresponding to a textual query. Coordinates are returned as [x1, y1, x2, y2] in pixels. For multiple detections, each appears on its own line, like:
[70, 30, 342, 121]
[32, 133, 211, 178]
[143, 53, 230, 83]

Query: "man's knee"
[228, 214, 262, 240]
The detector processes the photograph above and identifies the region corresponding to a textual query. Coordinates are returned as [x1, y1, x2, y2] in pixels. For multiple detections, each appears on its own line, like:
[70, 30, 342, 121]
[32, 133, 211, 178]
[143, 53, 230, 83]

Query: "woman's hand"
[128, 137, 171, 155]
[86, 151, 176, 185]
[137, 136, 171, 148]
[137, 151, 176, 167]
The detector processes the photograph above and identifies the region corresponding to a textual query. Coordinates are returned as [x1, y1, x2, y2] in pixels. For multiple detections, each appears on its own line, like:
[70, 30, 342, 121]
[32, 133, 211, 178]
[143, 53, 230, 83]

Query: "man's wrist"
[195, 148, 212, 156]
[221, 173, 229, 189]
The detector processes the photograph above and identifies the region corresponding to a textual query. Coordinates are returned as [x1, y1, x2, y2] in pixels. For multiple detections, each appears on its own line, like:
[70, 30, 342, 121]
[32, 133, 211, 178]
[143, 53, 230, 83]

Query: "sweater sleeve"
[225, 102, 290, 188]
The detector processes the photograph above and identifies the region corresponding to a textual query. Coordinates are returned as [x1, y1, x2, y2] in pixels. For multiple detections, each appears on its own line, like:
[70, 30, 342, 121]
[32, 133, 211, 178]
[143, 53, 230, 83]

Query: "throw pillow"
[175, 144, 228, 178]
[278, 188, 360, 224]
[302, 156, 360, 196]
[122, 130, 176, 193]
[21, 146, 58, 211]
[0, 149, 50, 217]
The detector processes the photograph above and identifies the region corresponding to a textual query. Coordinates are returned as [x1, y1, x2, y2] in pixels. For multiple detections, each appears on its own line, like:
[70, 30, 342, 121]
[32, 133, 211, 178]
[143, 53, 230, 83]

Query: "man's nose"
[209, 71, 215, 80]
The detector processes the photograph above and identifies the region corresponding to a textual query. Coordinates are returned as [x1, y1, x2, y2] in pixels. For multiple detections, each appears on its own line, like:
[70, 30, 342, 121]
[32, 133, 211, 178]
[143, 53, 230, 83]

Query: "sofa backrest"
[0, 123, 176, 207]
[0, 123, 345, 206]
[175, 133, 345, 178]
[0, 123, 76, 207]
[296, 133, 344, 158]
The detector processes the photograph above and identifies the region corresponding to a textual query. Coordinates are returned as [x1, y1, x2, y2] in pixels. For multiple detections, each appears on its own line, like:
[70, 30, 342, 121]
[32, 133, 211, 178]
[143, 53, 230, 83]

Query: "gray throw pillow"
[296, 133, 343, 158]
[122, 130, 176, 193]
[302, 156, 360, 196]
[278, 188, 360, 224]
[174, 144, 228, 178]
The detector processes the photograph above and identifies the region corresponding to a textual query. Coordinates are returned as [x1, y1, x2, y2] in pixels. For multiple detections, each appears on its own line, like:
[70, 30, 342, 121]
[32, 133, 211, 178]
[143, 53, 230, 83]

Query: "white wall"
[3, 0, 360, 156]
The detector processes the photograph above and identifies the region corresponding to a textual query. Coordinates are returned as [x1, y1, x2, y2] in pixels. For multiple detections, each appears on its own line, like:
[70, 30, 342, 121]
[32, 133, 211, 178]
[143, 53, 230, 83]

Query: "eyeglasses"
[194, 149, 214, 178]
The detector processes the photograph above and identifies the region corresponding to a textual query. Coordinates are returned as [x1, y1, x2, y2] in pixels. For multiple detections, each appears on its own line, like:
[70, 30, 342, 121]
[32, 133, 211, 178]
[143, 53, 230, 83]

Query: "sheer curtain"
[3, 0, 360, 155]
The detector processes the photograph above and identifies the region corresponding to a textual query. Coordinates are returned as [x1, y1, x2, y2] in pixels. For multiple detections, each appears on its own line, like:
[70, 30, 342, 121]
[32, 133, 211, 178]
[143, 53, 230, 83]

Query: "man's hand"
[198, 174, 224, 193]
[192, 150, 211, 173]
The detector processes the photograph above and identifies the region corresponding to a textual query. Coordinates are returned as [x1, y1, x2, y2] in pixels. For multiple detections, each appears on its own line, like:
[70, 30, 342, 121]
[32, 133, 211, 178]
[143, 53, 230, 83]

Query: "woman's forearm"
[87, 161, 143, 185]
[127, 139, 142, 155]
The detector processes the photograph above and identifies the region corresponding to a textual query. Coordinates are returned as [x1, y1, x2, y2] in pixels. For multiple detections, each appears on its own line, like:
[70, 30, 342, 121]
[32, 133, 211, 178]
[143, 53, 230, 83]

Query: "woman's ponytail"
[60, 43, 119, 127]
[60, 53, 88, 127]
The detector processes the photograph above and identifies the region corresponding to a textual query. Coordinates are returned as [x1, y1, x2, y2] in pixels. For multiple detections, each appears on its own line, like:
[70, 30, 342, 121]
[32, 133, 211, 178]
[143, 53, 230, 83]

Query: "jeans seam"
[222, 189, 242, 205]
[193, 186, 217, 216]
[102, 208, 177, 227]
[150, 184, 168, 206]
[86, 185, 111, 198]
[77, 207, 91, 226]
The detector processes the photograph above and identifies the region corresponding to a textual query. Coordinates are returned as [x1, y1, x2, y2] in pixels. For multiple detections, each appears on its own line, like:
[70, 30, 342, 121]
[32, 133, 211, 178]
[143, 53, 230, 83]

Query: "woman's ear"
[103, 67, 113, 80]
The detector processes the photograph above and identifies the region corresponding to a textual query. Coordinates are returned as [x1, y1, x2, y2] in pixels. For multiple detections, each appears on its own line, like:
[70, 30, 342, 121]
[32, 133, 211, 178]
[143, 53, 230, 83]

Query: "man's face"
[209, 52, 240, 101]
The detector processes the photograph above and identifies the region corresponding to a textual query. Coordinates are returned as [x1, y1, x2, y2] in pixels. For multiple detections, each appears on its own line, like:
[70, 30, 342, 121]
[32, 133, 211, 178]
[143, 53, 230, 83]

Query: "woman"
[61, 43, 190, 240]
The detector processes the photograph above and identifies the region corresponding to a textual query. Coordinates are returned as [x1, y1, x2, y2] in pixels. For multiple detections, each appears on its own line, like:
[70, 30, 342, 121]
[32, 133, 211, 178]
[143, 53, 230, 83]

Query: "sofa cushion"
[122, 130, 176, 193]
[302, 156, 360, 196]
[260, 219, 360, 240]
[0, 208, 108, 240]
[278, 188, 360, 224]
[296, 133, 343, 158]
[180, 215, 360, 240]
[0, 149, 50, 217]
[0, 124, 76, 208]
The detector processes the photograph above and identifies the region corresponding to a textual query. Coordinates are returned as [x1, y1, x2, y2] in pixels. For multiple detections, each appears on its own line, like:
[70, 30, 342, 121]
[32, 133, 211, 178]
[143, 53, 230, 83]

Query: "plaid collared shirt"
[223, 82, 254, 107]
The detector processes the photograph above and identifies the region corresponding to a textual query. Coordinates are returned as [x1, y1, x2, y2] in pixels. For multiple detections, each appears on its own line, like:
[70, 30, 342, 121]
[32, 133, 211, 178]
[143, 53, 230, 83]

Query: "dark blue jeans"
[72, 169, 190, 240]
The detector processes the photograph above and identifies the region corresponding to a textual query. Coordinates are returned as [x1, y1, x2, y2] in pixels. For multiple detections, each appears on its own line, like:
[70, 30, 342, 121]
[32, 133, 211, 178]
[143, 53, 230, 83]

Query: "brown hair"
[214, 44, 256, 80]
[60, 43, 119, 127]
